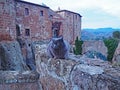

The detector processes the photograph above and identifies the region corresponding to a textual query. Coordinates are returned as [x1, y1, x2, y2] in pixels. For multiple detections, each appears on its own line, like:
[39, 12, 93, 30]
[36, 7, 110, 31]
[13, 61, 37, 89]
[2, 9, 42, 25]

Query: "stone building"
[0, 0, 82, 44]
[56, 10, 82, 44]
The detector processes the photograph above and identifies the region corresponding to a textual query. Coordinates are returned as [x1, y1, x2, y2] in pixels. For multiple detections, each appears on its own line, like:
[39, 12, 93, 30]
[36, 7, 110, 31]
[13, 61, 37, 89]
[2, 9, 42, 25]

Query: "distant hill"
[81, 27, 120, 40]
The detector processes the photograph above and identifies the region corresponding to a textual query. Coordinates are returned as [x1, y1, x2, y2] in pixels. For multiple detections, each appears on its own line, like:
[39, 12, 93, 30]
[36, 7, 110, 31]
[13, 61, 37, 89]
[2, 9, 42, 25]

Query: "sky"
[24, 0, 120, 29]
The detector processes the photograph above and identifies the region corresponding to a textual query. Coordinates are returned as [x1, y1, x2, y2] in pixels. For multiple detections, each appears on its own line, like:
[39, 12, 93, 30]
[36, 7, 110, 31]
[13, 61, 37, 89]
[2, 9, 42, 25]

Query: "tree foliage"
[112, 31, 120, 39]
[74, 37, 83, 55]
[104, 38, 119, 61]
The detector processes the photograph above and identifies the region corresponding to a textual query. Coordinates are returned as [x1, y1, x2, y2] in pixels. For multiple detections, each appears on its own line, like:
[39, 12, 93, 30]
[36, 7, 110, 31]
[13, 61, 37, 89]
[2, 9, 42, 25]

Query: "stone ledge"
[0, 71, 39, 84]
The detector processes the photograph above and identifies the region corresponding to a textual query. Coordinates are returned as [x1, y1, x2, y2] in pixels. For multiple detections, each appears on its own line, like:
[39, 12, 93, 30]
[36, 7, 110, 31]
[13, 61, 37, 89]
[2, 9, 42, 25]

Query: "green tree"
[74, 37, 83, 55]
[104, 38, 119, 61]
[112, 31, 120, 39]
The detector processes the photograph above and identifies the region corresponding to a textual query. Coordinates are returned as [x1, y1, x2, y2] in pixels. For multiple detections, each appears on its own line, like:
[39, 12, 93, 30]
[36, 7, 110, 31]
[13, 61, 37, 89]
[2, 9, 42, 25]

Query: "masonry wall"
[16, 1, 52, 41]
[0, 0, 81, 44]
[0, 0, 16, 41]
[57, 11, 81, 44]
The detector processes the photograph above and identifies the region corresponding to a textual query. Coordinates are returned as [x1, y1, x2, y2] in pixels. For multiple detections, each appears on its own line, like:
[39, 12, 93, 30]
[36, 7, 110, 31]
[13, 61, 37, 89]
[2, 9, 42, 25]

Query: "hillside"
[81, 28, 120, 40]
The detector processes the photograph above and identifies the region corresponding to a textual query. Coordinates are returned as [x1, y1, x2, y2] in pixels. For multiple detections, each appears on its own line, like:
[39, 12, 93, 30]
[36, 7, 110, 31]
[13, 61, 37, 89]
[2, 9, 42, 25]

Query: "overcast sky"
[24, 0, 120, 29]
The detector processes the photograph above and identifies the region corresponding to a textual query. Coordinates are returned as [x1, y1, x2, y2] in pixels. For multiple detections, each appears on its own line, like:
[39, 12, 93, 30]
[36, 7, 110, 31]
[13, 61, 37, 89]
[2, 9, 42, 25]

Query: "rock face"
[112, 42, 120, 66]
[82, 40, 108, 57]
[0, 41, 120, 90]
[17, 38, 36, 70]
[0, 41, 29, 71]
[0, 41, 40, 90]
[34, 43, 120, 90]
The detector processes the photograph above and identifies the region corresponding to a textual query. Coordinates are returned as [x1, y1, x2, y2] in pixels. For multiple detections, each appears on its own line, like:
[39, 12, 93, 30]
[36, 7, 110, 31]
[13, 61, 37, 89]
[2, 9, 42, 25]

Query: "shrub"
[104, 38, 119, 61]
[74, 37, 83, 55]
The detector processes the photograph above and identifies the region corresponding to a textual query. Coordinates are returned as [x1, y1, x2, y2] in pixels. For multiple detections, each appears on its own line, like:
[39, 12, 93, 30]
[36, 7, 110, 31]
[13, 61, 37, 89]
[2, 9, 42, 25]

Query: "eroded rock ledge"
[0, 71, 39, 84]
[35, 44, 120, 90]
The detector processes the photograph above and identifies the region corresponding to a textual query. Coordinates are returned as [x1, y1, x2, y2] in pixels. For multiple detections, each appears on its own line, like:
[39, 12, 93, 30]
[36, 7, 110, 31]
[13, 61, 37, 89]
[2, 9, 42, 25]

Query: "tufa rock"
[17, 38, 36, 71]
[0, 41, 29, 71]
[34, 43, 120, 90]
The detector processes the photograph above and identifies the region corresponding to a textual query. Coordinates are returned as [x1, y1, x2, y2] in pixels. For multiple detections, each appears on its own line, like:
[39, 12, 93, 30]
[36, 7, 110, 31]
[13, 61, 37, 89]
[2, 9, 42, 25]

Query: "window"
[25, 29, 30, 36]
[25, 8, 29, 15]
[40, 10, 43, 16]
[16, 25, 20, 36]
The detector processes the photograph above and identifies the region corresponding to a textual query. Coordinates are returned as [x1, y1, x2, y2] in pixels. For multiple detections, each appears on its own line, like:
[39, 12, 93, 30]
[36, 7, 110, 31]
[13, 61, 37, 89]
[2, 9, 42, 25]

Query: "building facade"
[0, 0, 82, 44]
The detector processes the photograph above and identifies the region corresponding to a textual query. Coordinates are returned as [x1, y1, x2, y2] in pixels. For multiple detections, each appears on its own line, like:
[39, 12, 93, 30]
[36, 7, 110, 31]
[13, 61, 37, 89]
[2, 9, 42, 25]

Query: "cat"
[47, 36, 70, 59]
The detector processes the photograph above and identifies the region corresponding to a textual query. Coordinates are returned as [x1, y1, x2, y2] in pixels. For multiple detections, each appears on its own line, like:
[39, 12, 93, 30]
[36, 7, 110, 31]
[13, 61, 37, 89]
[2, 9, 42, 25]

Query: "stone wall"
[16, 1, 52, 41]
[57, 10, 81, 44]
[0, 0, 82, 44]
[0, 0, 16, 41]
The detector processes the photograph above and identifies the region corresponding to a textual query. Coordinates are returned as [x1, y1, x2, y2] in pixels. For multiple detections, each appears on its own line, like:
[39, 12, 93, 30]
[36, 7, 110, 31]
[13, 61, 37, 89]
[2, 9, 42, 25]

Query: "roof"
[15, 0, 49, 9]
[56, 10, 82, 17]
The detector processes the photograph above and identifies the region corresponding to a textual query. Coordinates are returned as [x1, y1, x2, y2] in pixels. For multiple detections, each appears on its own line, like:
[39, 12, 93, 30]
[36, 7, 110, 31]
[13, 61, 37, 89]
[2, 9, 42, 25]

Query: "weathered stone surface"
[0, 71, 39, 84]
[35, 43, 120, 90]
[40, 75, 66, 90]
[0, 82, 39, 90]
[0, 41, 40, 90]
[112, 42, 120, 66]
[82, 40, 108, 57]
[17, 38, 36, 70]
[71, 63, 120, 90]
[0, 41, 29, 71]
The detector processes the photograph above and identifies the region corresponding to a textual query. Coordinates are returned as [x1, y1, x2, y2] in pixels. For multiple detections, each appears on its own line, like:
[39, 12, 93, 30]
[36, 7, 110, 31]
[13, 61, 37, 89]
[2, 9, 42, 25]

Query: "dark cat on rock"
[47, 36, 70, 59]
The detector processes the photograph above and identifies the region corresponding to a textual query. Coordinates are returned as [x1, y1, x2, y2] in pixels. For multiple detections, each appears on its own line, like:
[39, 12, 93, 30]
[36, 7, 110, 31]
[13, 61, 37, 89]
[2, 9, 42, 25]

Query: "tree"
[112, 31, 120, 39]
[104, 38, 119, 61]
[74, 37, 83, 55]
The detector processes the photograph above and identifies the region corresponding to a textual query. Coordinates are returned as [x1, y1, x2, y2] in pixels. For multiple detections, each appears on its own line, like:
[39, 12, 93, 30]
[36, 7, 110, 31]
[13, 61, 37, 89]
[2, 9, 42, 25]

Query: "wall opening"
[25, 29, 30, 36]
[16, 25, 20, 37]
[25, 8, 29, 15]
[40, 10, 43, 16]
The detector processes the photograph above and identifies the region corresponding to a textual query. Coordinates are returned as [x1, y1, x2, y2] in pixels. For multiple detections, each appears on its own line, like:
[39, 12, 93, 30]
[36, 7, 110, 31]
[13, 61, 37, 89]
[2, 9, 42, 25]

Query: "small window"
[40, 10, 43, 16]
[25, 8, 29, 15]
[16, 25, 20, 36]
[25, 29, 30, 36]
